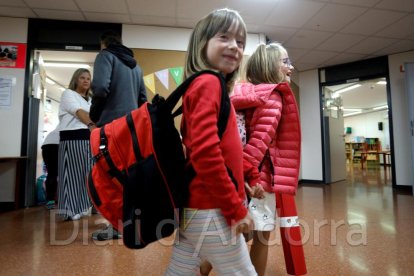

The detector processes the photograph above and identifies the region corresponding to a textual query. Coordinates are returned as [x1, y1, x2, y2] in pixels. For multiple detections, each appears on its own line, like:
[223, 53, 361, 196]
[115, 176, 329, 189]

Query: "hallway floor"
[0, 165, 413, 275]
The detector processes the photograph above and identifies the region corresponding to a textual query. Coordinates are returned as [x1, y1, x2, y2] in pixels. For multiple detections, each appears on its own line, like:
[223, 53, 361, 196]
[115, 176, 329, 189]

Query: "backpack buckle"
[92, 152, 103, 162]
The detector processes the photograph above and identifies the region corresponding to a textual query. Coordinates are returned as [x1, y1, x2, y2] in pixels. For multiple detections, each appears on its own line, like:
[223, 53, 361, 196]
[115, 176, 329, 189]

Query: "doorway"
[21, 19, 120, 206]
[32, 50, 98, 183]
[322, 77, 392, 183]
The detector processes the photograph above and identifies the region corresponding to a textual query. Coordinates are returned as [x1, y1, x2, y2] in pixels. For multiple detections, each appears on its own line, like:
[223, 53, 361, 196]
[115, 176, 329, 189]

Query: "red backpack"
[87, 71, 230, 249]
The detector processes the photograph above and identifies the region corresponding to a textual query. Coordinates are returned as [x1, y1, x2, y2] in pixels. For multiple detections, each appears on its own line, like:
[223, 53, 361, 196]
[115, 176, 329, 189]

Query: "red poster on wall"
[0, 42, 27, 69]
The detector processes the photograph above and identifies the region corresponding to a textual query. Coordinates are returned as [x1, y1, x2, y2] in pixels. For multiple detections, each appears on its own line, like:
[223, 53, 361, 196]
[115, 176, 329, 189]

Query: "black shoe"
[92, 225, 122, 241]
[91, 205, 99, 215]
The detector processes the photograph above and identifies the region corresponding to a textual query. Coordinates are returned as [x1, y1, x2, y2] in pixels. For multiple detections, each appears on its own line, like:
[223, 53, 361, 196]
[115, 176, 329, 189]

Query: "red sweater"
[181, 74, 248, 226]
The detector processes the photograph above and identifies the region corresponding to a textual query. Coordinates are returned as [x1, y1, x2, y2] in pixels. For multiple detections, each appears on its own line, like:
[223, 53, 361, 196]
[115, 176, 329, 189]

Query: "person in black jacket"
[90, 30, 147, 126]
[90, 30, 147, 241]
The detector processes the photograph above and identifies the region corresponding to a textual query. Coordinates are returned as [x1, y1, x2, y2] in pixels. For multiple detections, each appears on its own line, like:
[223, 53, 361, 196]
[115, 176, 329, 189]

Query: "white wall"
[344, 110, 390, 149]
[123, 24, 263, 55]
[0, 17, 28, 157]
[299, 69, 323, 181]
[1, 18, 412, 200]
[0, 17, 28, 202]
[297, 51, 414, 187]
[388, 50, 414, 186]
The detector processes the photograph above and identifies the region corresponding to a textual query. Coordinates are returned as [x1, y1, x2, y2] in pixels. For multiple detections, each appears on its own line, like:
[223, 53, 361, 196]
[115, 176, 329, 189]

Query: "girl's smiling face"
[280, 51, 294, 83]
[205, 23, 245, 76]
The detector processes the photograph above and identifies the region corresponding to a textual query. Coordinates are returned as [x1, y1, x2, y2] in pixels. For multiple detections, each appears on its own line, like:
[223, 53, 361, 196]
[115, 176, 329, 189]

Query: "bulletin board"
[133, 48, 186, 100]
[132, 48, 186, 128]
[132, 48, 302, 124]
[0, 42, 27, 69]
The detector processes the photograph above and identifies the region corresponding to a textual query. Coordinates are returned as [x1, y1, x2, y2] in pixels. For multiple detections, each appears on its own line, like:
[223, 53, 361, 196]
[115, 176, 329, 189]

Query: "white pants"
[165, 209, 257, 276]
[248, 191, 277, 231]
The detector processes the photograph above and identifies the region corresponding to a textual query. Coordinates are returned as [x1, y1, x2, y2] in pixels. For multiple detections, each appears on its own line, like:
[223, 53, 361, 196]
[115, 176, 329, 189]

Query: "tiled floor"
[0, 164, 413, 275]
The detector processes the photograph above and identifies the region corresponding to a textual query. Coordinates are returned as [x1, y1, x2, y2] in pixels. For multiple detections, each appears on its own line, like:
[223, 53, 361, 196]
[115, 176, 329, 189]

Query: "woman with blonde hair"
[57, 68, 96, 221]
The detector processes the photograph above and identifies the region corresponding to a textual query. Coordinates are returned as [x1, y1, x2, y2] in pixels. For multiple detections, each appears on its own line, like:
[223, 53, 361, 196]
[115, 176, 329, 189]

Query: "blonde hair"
[68, 68, 92, 100]
[185, 8, 247, 91]
[245, 43, 287, 85]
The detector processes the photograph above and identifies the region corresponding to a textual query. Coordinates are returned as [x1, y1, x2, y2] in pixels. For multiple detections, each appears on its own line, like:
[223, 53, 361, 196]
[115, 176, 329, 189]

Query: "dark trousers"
[41, 144, 59, 201]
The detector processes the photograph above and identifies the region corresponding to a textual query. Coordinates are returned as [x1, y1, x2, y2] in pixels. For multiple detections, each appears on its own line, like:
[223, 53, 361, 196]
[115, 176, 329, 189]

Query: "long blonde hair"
[245, 43, 287, 85]
[185, 8, 247, 91]
[68, 68, 92, 100]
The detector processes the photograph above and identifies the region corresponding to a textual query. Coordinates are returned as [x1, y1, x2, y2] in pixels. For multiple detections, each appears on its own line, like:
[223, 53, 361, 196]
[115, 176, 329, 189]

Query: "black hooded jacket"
[90, 44, 147, 126]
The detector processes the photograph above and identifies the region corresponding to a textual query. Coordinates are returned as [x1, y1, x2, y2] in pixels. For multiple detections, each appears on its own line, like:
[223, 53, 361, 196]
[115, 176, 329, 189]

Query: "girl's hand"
[244, 182, 253, 197]
[245, 182, 265, 199]
[234, 212, 254, 235]
[251, 184, 265, 199]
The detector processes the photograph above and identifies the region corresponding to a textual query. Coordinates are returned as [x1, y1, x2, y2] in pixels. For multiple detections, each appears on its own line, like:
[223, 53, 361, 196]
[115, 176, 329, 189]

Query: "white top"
[236, 111, 247, 146]
[42, 127, 60, 145]
[58, 89, 91, 131]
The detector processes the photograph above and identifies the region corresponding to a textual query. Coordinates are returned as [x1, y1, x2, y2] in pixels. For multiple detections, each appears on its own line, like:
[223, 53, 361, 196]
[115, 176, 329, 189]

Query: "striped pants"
[57, 129, 92, 219]
[165, 209, 257, 276]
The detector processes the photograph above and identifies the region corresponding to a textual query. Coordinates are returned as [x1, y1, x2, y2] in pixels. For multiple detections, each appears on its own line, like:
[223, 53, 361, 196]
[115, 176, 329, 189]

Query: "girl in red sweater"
[165, 8, 257, 276]
[231, 43, 300, 276]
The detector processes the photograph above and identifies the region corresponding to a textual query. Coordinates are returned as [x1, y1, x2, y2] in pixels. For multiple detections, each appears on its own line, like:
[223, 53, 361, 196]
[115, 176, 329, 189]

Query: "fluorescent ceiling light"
[373, 104, 388, 110]
[343, 108, 362, 112]
[44, 62, 91, 68]
[343, 111, 362, 117]
[45, 77, 55, 85]
[334, 84, 362, 94]
[376, 80, 387, 85]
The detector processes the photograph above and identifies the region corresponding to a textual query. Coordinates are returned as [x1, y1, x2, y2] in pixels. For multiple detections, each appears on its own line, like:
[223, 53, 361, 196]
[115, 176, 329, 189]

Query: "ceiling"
[2, 0, 414, 71]
[39, 50, 98, 102]
[325, 77, 388, 117]
[2, 0, 413, 107]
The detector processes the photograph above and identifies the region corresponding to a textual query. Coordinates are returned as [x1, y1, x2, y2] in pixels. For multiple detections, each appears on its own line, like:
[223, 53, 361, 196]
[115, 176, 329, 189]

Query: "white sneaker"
[70, 214, 81, 221]
[81, 206, 92, 217]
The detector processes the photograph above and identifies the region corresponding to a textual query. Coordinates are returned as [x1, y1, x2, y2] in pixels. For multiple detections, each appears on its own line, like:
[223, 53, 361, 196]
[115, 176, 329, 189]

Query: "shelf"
[345, 139, 382, 164]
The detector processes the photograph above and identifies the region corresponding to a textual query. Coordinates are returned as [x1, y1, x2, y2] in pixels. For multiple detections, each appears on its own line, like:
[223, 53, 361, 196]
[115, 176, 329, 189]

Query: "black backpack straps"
[166, 70, 211, 117]
[99, 127, 126, 185]
[216, 75, 230, 139]
[126, 113, 143, 162]
[170, 70, 230, 138]
[170, 72, 201, 117]
[170, 70, 236, 189]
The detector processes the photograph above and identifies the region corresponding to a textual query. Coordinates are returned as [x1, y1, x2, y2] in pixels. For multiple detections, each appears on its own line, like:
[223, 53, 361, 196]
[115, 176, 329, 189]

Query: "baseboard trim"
[0, 202, 16, 213]
[299, 179, 325, 185]
[393, 185, 413, 194]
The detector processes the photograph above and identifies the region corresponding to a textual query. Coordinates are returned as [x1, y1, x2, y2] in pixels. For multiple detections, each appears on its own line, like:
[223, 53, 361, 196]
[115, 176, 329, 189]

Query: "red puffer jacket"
[231, 82, 301, 195]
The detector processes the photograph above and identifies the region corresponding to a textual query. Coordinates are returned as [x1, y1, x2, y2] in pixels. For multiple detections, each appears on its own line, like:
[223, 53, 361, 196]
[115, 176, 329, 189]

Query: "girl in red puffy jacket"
[231, 43, 301, 276]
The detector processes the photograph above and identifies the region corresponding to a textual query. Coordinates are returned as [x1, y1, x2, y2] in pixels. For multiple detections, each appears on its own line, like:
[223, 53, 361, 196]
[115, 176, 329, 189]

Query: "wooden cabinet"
[365, 137, 381, 151]
[345, 138, 382, 164]
[365, 138, 382, 161]
[345, 142, 366, 163]
[345, 143, 352, 163]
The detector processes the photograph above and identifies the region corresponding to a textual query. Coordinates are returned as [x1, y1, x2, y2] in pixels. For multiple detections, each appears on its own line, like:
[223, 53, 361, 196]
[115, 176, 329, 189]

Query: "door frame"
[404, 62, 414, 195]
[21, 19, 121, 207]
[318, 56, 396, 187]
